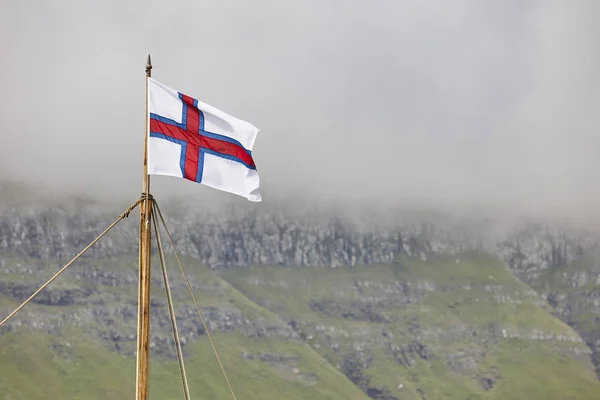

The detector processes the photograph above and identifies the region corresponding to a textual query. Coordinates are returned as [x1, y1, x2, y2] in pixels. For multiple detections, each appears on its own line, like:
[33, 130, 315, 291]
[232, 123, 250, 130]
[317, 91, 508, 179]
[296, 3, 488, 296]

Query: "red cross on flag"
[147, 78, 262, 202]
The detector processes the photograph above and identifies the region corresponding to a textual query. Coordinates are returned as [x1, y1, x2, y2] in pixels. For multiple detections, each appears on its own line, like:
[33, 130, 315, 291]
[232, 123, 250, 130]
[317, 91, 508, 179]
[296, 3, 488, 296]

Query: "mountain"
[1, 186, 599, 399]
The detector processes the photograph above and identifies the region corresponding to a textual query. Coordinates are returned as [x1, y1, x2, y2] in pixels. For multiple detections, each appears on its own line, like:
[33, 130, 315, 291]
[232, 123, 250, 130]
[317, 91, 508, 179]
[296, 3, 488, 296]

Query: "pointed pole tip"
[146, 55, 152, 75]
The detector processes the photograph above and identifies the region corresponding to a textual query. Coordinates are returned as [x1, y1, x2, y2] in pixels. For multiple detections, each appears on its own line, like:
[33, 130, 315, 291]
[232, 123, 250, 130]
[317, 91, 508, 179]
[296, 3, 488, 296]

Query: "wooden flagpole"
[136, 54, 154, 400]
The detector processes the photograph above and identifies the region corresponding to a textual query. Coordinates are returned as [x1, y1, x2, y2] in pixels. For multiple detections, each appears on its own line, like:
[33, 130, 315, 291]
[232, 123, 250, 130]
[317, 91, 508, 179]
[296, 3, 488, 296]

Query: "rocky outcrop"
[2, 201, 600, 276]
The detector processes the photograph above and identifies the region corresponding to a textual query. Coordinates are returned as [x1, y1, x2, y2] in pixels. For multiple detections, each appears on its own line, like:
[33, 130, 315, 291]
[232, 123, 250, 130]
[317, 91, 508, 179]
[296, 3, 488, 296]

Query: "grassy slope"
[0, 330, 370, 400]
[0, 251, 599, 399]
[220, 251, 600, 399]
[0, 253, 369, 400]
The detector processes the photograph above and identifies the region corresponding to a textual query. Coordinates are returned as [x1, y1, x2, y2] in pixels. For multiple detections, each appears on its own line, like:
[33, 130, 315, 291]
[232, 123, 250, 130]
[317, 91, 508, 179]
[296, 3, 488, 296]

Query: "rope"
[0, 198, 143, 329]
[152, 203, 191, 400]
[153, 201, 239, 400]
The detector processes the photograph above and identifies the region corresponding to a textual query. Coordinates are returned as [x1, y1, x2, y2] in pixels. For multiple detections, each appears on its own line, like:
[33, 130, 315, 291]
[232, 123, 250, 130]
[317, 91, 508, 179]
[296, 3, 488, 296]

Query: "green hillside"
[0, 250, 599, 399]
[0, 252, 368, 400]
[221, 252, 600, 399]
[0, 330, 369, 400]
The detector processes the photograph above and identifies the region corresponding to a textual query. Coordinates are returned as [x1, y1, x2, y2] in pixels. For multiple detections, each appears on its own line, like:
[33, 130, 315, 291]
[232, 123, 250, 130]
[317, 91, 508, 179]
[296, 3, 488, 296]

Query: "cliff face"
[1, 197, 600, 399]
[2, 202, 598, 273]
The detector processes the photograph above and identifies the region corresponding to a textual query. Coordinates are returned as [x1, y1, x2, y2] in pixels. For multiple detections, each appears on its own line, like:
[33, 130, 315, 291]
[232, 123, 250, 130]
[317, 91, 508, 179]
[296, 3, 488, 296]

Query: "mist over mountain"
[1, 0, 600, 219]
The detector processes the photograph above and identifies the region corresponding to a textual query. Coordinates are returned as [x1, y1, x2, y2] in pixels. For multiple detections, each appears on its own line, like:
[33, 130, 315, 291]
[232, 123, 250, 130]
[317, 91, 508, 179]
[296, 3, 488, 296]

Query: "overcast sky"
[1, 0, 599, 217]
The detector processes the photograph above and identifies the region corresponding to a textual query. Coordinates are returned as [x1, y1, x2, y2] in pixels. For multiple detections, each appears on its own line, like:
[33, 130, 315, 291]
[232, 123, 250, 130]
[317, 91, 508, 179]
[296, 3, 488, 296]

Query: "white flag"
[147, 77, 261, 202]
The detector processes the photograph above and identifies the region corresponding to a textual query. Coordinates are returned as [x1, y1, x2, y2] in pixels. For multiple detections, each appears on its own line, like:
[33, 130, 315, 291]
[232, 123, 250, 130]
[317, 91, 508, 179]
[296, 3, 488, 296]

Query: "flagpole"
[136, 54, 153, 400]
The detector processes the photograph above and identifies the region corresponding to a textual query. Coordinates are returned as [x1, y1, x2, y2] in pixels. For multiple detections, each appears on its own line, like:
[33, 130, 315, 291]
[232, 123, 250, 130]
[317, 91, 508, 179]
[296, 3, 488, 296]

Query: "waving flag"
[147, 78, 261, 202]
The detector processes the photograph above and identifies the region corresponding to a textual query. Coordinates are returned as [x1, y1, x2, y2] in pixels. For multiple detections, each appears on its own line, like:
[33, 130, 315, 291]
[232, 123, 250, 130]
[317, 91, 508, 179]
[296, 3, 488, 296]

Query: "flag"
[147, 77, 262, 202]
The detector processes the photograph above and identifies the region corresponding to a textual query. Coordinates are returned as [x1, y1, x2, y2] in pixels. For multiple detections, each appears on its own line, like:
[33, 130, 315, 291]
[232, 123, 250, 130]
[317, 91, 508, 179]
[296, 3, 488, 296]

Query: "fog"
[1, 0, 599, 220]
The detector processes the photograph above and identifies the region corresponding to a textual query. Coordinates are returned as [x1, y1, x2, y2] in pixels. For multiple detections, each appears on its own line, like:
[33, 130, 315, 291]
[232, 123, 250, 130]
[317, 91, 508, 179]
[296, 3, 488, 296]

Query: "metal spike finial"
[146, 54, 152, 75]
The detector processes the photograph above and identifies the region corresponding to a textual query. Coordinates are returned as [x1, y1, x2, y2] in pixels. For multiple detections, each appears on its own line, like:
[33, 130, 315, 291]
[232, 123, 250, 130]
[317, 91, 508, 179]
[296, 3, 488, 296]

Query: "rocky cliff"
[2, 198, 599, 273]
